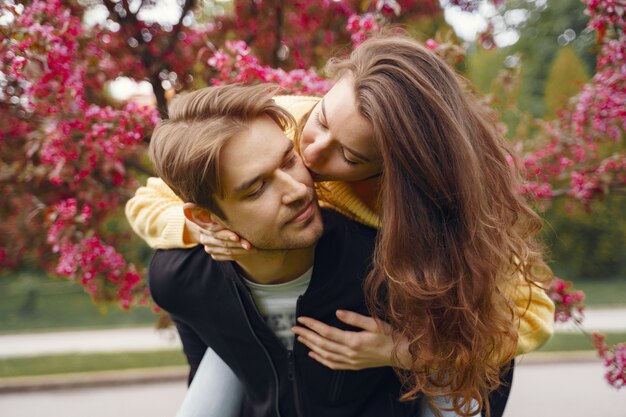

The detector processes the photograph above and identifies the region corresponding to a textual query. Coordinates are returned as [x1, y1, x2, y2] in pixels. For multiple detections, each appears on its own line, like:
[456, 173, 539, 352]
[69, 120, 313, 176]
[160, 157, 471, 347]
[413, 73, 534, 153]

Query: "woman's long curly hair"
[326, 34, 551, 416]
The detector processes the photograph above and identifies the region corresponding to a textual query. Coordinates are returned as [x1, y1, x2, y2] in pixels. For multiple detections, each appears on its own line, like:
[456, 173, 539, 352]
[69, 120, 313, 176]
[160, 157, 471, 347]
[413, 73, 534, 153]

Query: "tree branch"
[161, 0, 198, 57]
[147, 0, 198, 117]
[245, 1, 259, 46]
[101, 0, 118, 18]
[272, 0, 285, 67]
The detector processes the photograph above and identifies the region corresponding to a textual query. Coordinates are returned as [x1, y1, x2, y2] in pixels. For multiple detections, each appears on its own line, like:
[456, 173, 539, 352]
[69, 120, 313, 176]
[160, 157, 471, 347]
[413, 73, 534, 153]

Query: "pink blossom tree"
[1, 0, 624, 387]
[0, 1, 441, 307]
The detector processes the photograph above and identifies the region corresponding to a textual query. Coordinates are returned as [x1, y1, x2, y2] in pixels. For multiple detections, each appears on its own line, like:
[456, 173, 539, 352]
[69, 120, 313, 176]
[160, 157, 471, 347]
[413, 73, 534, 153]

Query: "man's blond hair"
[149, 84, 295, 218]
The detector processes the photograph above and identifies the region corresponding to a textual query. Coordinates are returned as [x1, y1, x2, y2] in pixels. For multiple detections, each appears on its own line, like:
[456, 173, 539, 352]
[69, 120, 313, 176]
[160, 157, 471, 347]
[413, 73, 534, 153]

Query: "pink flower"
[593, 332, 626, 389]
[548, 278, 586, 324]
[425, 39, 439, 50]
[345, 13, 384, 46]
[207, 50, 228, 70]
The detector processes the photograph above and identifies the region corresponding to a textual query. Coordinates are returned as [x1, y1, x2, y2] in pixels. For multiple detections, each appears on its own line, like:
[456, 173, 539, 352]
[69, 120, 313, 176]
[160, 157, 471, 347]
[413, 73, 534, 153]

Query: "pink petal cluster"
[548, 278, 586, 324]
[346, 13, 385, 46]
[593, 333, 626, 389]
[207, 41, 332, 95]
[45, 199, 149, 308]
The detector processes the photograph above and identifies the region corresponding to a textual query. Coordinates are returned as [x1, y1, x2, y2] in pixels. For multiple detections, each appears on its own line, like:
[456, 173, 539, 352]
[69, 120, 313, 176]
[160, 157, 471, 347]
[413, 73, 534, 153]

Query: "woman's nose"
[303, 136, 331, 166]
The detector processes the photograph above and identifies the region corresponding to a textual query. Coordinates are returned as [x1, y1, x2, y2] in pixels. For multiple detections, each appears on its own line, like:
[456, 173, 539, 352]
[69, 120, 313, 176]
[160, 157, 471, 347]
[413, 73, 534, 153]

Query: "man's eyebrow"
[233, 141, 295, 195]
[321, 98, 372, 163]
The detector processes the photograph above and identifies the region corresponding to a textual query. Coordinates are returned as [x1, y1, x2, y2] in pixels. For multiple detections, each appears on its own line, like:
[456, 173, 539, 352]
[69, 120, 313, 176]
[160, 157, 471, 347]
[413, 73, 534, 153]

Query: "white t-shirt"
[241, 267, 312, 350]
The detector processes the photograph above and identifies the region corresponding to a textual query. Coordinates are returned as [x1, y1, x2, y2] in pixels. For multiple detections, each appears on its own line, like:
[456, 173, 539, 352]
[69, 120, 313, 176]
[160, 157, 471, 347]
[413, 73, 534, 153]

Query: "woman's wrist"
[391, 337, 413, 370]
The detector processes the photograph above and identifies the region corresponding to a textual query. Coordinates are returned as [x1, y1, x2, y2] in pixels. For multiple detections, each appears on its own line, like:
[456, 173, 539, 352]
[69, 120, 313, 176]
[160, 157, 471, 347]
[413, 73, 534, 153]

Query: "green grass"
[0, 350, 186, 378]
[0, 271, 156, 334]
[3, 333, 625, 379]
[537, 331, 626, 352]
[570, 279, 626, 307]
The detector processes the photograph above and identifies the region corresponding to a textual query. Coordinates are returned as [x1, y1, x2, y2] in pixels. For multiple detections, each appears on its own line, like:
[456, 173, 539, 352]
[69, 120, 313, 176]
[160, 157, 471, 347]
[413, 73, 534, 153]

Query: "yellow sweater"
[125, 95, 554, 356]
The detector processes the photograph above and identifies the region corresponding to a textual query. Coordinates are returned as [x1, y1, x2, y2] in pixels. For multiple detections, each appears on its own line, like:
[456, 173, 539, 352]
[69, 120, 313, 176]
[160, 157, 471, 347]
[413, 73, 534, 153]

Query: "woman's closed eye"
[338, 147, 359, 166]
[314, 109, 326, 129]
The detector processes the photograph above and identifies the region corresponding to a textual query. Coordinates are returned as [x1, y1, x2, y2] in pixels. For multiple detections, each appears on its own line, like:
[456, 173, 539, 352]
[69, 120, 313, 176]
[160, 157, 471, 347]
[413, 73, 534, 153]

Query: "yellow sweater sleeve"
[511, 276, 555, 355]
[125, 177, 191, 249]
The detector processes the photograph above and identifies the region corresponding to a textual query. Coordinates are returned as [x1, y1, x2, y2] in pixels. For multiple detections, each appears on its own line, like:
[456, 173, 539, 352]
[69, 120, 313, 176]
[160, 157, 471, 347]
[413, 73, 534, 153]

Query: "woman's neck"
[349, 176, 381, 213]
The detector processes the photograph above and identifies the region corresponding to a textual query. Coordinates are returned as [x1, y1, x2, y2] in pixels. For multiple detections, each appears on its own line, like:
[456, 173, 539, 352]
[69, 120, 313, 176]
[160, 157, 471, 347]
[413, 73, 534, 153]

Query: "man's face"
[215, 116, 323, 250]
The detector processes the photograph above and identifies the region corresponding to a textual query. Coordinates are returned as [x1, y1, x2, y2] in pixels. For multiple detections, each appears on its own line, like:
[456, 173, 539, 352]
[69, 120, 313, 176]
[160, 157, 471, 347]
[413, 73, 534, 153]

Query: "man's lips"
[288, 199, 315, 224]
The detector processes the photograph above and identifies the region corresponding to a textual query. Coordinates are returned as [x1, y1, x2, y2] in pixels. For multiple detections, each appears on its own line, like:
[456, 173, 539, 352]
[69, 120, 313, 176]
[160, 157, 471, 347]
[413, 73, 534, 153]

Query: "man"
[147, 84, 419, 417]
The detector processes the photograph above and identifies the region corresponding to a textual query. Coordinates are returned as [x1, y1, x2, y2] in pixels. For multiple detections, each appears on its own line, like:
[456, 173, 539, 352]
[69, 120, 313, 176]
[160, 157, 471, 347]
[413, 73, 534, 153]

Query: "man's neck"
[235, 246, 315, 285]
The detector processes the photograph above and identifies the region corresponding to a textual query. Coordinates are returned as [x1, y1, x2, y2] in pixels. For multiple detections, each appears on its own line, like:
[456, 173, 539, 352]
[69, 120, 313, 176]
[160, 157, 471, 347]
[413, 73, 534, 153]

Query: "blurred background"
[0, 0, 624, 416]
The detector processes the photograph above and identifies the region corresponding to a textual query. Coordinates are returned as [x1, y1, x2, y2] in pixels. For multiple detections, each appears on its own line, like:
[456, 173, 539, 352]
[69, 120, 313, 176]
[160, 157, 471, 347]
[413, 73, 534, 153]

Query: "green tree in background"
[544, 46, 589, 118]
[463, 2, 622, 286]
[501, 0, 595, 116]
[465, 47, 503, 94]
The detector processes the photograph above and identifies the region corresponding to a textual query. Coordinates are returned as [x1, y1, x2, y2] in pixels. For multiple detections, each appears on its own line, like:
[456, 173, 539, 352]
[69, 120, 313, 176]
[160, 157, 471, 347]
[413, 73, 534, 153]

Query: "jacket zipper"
[289, 295, 305, 417]
[245, 288, 306, 417]
[245, 286, 305, 417]
[232, 280, 283, 417]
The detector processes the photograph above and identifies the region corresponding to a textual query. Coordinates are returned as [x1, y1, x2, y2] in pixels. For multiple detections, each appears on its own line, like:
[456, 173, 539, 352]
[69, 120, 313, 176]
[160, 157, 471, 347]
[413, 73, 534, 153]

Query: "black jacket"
[149, 209, 420, 417]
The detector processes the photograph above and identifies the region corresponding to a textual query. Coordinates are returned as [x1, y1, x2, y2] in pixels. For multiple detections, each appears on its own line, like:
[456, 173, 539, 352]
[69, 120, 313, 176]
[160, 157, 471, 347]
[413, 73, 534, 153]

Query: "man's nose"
[279, 171, 309, 205]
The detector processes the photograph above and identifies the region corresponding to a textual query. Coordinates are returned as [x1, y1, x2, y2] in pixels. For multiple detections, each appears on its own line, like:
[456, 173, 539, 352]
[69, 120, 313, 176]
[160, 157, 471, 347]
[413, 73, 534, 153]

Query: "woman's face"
[300, 77, 382, 182]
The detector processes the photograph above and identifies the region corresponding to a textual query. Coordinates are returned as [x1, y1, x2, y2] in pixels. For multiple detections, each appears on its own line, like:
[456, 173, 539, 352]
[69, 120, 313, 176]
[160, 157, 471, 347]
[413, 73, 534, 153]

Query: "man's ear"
[182, 203, 226, 228]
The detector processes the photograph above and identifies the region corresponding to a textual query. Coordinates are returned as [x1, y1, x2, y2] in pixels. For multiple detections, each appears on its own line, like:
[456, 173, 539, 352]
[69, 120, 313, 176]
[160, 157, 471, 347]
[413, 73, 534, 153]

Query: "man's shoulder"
[148, 246, 227, 309]
[319, 208, 377, 262]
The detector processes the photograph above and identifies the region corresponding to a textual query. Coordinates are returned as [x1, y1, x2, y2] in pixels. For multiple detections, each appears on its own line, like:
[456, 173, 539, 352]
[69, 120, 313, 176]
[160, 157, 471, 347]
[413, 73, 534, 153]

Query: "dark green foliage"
[541, 196, 626, 280]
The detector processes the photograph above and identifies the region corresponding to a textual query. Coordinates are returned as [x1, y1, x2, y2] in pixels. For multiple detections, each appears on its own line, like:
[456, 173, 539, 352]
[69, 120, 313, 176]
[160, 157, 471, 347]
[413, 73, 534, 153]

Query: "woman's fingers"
[199, 233, 246, 249]
[213, 229, 242, 242]
[200, 224, 252, 249]
[200, 235, 248, 255]
[307, 351, 356, 371]
[296, 335, 352, 364]
[205, 251, 244, 261]
[292, 325, 351, 356]
[296, 317, 353, 345]
[335, 310, 380, 332]
[294, 318, 396, 369]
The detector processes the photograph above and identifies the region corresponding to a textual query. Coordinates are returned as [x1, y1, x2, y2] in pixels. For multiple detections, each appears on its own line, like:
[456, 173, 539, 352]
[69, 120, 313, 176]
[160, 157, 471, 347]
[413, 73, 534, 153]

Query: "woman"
[127, 34, 554, 416]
